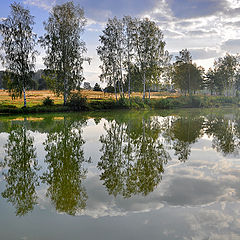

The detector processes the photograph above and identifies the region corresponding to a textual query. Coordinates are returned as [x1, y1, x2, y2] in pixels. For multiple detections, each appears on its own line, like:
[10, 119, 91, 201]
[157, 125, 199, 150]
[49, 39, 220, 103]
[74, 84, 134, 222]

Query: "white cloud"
[221, 39, 240, 53]
[23, 0, 56, 11]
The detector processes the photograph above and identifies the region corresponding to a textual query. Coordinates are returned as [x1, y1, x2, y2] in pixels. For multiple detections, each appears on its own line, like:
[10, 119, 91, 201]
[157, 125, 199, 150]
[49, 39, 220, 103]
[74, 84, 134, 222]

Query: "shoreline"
[0, 95, 239, 115]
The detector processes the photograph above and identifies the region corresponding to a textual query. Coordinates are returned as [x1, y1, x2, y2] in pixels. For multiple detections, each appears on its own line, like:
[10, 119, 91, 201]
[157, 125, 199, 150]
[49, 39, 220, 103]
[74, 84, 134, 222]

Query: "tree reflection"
[98, 117, 170, 198]
[42, 118, 90, 215]
[205, 116, 236, 155]
[168, 116, 204, 161]
[1, 124, 39, 216]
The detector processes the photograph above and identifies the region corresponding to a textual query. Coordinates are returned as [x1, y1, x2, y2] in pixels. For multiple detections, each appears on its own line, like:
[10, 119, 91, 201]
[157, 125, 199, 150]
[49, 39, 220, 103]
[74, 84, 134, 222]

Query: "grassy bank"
[0, 95, 239, 115]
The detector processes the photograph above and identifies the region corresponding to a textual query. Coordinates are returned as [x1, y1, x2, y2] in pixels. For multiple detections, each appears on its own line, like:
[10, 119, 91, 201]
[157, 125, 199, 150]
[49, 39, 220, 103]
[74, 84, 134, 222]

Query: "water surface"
[0, 108, 240, 240]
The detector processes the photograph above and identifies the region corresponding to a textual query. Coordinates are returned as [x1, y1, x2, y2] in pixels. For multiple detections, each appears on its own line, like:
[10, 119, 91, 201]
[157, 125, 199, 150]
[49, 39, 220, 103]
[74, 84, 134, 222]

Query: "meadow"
[0, 89, 177, 108]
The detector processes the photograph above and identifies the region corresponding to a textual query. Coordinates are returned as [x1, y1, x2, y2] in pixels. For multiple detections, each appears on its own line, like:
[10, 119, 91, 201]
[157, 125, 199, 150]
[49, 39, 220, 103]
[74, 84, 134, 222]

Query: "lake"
[0, 108, 240, 240]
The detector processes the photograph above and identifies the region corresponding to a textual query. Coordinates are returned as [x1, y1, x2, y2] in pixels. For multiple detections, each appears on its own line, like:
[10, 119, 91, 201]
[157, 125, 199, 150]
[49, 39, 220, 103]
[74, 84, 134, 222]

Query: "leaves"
[40, 1, 87, 104]
[0, 2, 37, 103]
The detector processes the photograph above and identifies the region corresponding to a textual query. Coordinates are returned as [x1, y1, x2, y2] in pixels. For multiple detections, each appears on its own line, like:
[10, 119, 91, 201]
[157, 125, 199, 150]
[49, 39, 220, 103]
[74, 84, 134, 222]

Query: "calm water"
[1, 108, 240, 240]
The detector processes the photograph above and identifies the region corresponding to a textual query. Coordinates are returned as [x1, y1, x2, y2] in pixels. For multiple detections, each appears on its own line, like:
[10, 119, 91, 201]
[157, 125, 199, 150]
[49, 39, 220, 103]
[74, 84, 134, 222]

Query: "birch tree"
[134, 18, 167, 99]
[97, 17, 124, 99]
[0, 2, 37, 107]
[40, 1, 89, 105]
[123, 16, 136, 99]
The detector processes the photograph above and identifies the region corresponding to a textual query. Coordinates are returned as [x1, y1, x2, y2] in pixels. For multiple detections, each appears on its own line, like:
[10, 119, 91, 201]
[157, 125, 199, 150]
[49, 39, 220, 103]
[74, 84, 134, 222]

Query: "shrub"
[93, 83, 102, 91]
[67, 92, 88, 110]
[152, 98, 175, 109]
[189, 96, 201, 108]
[132, 97, 145, 108]
[43, 96, 54, 106]
[117, 97, 130, 108]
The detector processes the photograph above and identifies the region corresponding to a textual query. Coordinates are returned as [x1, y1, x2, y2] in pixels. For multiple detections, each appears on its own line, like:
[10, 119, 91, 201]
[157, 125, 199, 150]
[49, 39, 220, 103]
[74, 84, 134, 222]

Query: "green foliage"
[103, 86, 115, 93]
[204, 53, 240, 96]
[40, 1, 89, 105]
[93, 83, 102, 91]
[42, 119, 90, 215]
[173, 50, 203, 94]
[131, 97, 147, 108]
[98, 117, 170, 197]
[89, 99, 116, 110]
[117, 97, 130, 108]
[0, 95, 240, 114]
[97, 16, 170, 99]
[1, 124, 39, 216]
[67, 92, 88, 110]
[0, 2, 37, 107]
[43, 96, 54, 106]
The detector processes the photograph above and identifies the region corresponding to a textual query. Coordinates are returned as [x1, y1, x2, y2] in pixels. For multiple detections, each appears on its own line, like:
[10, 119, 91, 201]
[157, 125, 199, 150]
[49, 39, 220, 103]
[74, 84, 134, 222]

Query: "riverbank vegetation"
[0, 90, 239, 114]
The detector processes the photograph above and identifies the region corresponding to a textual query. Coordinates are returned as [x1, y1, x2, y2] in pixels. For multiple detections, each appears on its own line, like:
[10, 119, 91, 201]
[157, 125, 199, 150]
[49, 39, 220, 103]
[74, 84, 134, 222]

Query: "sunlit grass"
[0, 89, 178, 108]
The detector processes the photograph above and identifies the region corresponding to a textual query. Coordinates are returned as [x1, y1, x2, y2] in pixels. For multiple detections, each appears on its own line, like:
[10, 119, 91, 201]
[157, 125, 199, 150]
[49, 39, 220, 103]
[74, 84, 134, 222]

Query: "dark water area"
[0, 108, 240, 240]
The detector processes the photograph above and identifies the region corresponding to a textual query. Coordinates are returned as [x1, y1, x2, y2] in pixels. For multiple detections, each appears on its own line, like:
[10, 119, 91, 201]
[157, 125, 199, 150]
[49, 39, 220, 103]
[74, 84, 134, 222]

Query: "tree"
[98, 17, 169, 100]
[204, 68, 216, 95]
[93, 83, 102, 91]
[122, 16, 136, 99]
[173, 49, 203, 95]
[134, 18, 168, 99]
[1, 123, 39, 216]
[42, 118, 90, 215]
[98, 117, 170, 197]
[0, 2, 37, 107]
[40, 1, 90, 105]
[168, 116, 204, 161]
[205, 116, 236, 155]
[214, 54, 238, 96]
[97, 17, 124, 100]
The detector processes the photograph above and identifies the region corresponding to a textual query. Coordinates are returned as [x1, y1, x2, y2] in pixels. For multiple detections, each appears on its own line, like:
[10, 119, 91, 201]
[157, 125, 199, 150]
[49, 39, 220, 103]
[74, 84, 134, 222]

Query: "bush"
[132, 97, 145, 108]
[67, 92, 88, 110]
[153, 98, 174, 109]
[117, 97, 130, 108]
[104, 86, 115, 93]
[43, 96, 54, 106]
[189, 96, 201, 108]
[93, 83, 102, 91]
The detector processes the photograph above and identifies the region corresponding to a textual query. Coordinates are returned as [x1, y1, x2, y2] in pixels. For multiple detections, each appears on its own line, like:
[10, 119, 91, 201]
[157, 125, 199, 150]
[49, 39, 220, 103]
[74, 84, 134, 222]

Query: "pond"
[0, 108, 240, 240]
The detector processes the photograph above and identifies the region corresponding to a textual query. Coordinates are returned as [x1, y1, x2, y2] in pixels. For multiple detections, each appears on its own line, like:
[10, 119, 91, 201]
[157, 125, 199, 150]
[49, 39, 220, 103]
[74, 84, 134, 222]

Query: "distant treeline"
[0, 70, 47, 90]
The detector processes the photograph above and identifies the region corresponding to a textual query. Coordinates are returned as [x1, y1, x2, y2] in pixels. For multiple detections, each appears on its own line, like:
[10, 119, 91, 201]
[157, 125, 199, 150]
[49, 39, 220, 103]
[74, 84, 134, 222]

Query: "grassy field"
[0, 89, 178, 107]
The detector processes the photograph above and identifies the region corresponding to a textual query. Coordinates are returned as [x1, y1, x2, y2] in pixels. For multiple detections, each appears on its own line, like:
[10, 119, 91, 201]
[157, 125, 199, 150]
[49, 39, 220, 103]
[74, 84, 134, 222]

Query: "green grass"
[0, 95, 239, 115]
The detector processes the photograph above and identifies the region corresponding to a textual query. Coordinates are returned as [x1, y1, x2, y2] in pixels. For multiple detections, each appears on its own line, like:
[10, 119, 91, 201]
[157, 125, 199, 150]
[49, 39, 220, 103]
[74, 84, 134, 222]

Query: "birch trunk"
[23, 87, 26, 107]
[143, 71, 146, 100]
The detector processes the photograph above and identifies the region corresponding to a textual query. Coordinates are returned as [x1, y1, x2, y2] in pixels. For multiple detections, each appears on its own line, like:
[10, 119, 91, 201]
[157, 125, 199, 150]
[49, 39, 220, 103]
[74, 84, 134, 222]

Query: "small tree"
[0, 2, 37, 107]
[173, 49, 203, 95]
[93, 83, 102, 91]
[40, 1, 89, 105]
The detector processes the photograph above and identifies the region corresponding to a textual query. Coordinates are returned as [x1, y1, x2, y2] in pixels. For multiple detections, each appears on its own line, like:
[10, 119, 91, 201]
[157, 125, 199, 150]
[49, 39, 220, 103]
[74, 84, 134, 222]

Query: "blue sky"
[1, 0, 240, 86]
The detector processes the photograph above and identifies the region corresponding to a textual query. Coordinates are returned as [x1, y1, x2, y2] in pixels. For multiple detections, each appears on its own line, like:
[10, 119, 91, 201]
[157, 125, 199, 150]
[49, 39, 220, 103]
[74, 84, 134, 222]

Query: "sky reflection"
[0, 109, 240, 239]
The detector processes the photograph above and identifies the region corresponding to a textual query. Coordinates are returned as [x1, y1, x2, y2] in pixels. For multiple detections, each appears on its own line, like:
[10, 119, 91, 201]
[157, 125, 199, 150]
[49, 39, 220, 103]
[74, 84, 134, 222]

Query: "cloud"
[175, 20, 202, 28]
[163, 30, 183, 39]
[187, 30, 217, 37]
[190, 48, 219, 60]
[160, 177, 223, 206]
[221, 39, 240, 53]
[78, 174, 165, 218]
[23, 0, 56, 11]
[167, 0, 229, 19]
[224, 7, 240, 17]
[0, 17, 7, 22]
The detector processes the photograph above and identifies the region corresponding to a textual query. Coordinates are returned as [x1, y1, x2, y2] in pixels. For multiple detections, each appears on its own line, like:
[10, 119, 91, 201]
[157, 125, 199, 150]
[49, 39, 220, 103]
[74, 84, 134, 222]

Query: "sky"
[1, 0, 240, 86]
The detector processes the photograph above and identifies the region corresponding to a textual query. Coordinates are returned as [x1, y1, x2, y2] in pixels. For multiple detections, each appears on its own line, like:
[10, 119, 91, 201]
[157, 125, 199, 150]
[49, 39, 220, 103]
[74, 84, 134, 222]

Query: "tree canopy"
[40, 1, 89, 105]
[0, 2, 37, 107]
